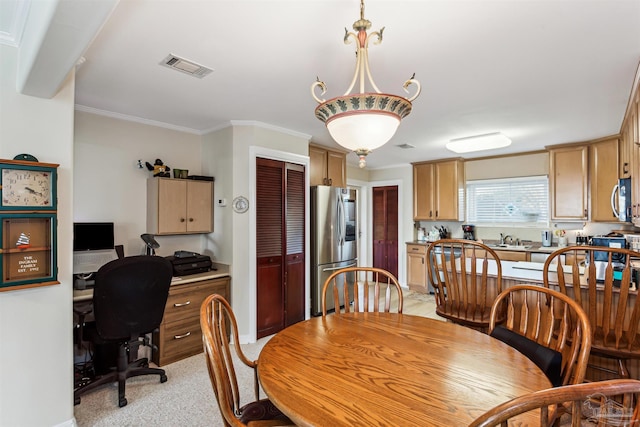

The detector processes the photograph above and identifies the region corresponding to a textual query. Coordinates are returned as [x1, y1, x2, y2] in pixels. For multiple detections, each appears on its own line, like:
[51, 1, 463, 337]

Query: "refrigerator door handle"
[337, 197, 345, 246]
[322, 262, 357, 272]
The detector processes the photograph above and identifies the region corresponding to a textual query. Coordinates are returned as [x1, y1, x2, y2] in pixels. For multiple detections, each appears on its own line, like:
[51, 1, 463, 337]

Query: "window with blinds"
[466, 176, 549, 225]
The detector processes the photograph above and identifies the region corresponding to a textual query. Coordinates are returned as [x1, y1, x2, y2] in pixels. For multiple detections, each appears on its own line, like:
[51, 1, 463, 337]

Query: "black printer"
[165, 251, 214, 276]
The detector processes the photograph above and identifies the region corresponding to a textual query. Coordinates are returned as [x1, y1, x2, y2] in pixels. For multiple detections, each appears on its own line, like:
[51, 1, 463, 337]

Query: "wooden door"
[590, 138, 619, 221]
[434, 160, 458, 220]
[326, 150, 346, 187]
[285, 163, 305, 326]
[158, 178, 187, 233]
[185, 180, 213, 233]
[256, 158, 284, 338]
[256, 158, 305, 338]
[413, 163, 434, 220]
[372, 186, 398, 279]
[549, 146, 588, 220]
[308, 145, 327, 186]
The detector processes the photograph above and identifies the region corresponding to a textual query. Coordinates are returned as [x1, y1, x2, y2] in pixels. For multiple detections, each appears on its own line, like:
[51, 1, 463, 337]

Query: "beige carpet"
[74, 290, 437, 426]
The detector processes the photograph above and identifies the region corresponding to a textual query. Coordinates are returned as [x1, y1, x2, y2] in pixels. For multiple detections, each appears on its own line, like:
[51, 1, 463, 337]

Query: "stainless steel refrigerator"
[311, 186, 358, 316]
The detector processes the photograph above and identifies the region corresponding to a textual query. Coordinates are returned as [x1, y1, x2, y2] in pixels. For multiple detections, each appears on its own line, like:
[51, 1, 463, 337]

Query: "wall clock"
[0, 160, 57, 210]
[232, 196, 249, 213]
[0, 159, 59, 291]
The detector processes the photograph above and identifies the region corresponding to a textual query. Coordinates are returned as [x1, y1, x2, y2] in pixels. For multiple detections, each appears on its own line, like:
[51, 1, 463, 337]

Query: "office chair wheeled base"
[74, 343, 168, 407]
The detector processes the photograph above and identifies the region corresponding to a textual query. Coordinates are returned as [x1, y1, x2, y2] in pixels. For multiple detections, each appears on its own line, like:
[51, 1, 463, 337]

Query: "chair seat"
[592, 328, 640, 359]
[239, 399, 292, 425]
[436, 304, 493, 327]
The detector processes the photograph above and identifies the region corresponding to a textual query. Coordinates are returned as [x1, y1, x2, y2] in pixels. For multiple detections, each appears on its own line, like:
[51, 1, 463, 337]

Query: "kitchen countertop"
[73, 261, 230, 302]
[407, 240, 562, 253]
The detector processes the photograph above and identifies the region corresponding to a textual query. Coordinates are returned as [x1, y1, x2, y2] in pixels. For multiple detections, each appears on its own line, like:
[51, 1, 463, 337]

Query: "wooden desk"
[258, 313, 551, 427]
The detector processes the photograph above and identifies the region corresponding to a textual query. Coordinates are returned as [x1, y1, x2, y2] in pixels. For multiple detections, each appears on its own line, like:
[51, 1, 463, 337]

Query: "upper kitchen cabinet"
[309, 143, 347, 187]
[413, 159, 464, 221]
[549, 145, 588, 220]
[589, 138, 619, 222]
[549, 138, 619, 222]
[147, 178, 213, 235]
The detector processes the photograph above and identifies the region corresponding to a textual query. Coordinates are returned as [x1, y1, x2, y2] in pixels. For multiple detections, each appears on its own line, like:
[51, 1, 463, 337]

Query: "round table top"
[258, 313, 551, 427]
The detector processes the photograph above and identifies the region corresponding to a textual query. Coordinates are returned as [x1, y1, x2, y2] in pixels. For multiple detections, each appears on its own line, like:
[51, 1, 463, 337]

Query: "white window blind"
[466, 176, 549, 225]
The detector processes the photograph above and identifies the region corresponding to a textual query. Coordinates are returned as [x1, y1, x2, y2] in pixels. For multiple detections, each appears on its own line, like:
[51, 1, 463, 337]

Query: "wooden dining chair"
[489, 285, 592, 387]
[426, 239, 504, 332]
[200, 294, 293, 427]
[543, 245, 640, 379]
[321, 267, 403, 316]
[469, 379, 640, 427]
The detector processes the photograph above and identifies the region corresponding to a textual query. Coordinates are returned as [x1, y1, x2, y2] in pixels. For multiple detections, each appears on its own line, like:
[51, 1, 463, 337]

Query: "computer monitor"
[73, 222, 115, 251]
[73, 222, 118, 276]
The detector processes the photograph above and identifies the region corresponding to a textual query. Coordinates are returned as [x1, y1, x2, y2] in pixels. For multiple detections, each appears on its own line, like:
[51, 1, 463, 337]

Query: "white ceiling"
[4, 0, 640, 169]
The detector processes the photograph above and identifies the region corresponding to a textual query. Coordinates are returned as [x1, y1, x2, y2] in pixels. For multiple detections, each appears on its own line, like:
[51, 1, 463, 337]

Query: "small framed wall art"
[0, 158, 59, 291]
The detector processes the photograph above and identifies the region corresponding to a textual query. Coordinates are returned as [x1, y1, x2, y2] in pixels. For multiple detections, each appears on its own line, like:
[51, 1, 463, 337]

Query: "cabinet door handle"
[180, 218, 186, 223]
[189, 218, 194, 222]
[174, 332, 191, 340]
[422, 258, 424, 264]
[429, 210, 433, 218]
[411, 248, 419, 251]
[174, 301, 191, 307]
[435, 210, 438, 218]
[584, 209, 588, 218]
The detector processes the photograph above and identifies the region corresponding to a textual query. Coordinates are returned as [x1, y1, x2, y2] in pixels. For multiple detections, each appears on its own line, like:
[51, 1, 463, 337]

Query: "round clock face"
[2, 169, 53, 207]
[232, 196, 249, 213]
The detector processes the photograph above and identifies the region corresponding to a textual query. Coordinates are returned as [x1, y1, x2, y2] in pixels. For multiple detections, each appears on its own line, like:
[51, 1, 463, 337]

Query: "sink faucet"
[500, 233, 513, 245]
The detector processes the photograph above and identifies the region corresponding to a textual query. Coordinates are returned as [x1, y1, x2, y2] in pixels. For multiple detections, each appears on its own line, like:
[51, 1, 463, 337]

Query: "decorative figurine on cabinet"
[145, 159, 171, 177]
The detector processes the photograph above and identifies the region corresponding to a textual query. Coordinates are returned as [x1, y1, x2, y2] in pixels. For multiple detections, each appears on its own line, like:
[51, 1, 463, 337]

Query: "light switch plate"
[217, 198, 227, 207]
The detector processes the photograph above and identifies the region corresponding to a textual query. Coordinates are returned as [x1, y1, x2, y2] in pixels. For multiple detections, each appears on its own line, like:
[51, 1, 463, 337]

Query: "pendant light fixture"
[311, 0, 421, 168]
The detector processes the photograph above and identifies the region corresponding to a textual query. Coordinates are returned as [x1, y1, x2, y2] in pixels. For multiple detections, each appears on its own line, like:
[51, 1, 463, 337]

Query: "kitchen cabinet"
[549, 139, 619, 222]
[413, 159, 464, 221]
[147, 178, 213, 235]
[406, 244, 427, 292]
[589, 138, 619, 222]
[309, 143, 347, 187]
[549, 145, 588, 220]
[153, 275, 230, 366]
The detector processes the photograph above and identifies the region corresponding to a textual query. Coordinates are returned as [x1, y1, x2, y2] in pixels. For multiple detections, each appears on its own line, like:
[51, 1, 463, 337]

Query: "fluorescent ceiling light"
[446, 132, 512, 154]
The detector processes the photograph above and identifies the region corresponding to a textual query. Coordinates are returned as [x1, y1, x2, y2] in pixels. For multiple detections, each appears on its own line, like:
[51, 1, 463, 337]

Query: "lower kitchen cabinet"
[406, 244, 428, 292]
[153, 276, 230, 366]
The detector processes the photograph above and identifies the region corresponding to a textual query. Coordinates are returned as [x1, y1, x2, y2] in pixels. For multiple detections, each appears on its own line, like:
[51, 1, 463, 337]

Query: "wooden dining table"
[258, 312, 552, 426]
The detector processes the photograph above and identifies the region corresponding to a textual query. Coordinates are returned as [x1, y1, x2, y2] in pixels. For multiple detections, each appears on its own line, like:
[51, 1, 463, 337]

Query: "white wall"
[0, 44, 75, 427]
[74, 111, 207, 257]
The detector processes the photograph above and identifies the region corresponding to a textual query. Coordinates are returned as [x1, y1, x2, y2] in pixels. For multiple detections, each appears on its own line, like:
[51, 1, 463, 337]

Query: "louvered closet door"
[256, 158, 285, 338]
[256, 158, 306, 338]
[285, 164, 305, 326]
[372, 186, 399, 280]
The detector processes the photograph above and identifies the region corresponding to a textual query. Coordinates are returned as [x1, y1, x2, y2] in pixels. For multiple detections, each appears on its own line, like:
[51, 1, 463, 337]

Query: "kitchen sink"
[486, 244, 533, 250]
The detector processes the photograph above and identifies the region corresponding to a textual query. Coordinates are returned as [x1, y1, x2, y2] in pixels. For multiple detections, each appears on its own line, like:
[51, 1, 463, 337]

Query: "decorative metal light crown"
[312, 0, 421, 168]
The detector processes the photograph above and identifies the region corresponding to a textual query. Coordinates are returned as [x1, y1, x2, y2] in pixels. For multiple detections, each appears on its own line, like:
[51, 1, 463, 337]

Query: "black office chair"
[74, 255, 173, 407]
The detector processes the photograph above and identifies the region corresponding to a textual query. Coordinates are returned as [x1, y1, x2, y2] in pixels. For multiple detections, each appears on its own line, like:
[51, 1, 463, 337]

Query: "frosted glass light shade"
[315, 93, 412, 154]
[326, 113, 400, 152]
[446, 132, 512, 153]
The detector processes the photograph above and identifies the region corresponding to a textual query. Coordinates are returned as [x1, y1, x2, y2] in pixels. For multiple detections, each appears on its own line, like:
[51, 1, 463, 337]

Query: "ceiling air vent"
[396, 143, 415, 149]
[160, 54, 213, 78]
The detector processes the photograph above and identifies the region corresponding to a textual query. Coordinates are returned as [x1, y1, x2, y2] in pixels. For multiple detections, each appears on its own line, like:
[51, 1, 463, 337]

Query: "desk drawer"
[163, 278, 228, 324]
[154, 316, 203, 366]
